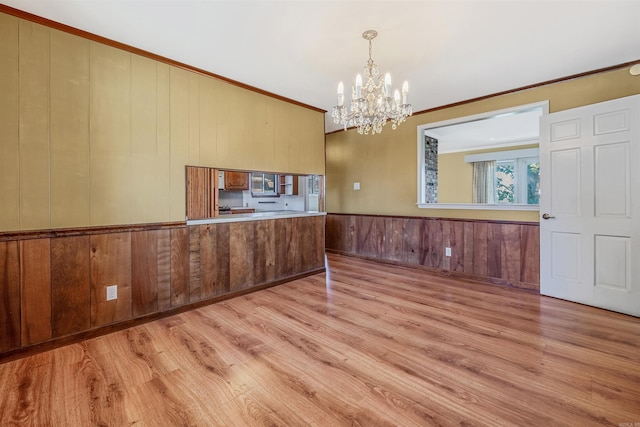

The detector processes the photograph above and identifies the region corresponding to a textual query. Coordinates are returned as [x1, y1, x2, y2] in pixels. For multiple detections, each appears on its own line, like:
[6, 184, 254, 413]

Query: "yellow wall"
[437, 151, 472, 204]
[326, 66, 640, 221]
[0, 13, 325, 232]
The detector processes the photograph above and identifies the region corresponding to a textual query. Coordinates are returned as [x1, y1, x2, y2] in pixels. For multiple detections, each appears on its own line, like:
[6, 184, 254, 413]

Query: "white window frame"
[416, 101, 548, 211]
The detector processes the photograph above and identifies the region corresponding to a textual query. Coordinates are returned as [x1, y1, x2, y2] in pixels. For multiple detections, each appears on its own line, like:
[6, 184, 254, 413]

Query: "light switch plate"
[354, 182, 360, 190]
[445, 247, 452, 257]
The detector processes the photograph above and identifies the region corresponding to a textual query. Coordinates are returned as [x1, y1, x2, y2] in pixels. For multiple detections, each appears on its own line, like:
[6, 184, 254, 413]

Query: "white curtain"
[472, 161, 496, 204]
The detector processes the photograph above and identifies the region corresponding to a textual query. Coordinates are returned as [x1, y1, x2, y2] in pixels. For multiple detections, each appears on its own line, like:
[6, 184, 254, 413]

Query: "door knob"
[542, 213, 556, 220]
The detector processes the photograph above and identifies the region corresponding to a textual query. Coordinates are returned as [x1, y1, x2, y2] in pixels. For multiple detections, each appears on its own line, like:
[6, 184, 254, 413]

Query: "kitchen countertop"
[187, 210, 326, 225]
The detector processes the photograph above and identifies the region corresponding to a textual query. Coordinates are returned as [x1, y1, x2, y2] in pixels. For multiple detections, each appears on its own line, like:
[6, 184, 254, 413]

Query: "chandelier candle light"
[332, 30, 412, 135]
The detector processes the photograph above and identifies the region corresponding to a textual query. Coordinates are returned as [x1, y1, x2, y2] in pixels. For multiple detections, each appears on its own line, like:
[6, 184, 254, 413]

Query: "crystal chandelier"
[332, 30, 412, 135]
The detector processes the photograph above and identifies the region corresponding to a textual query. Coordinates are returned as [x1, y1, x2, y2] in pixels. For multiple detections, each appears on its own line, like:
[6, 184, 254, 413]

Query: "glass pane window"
[252, 174, 264, 193]
[264, 173, 276, 192]
[491, 156, 539, 205]
[251, 173, 278, 196]
[308, 175, 320, 194]
[526, 160, 540, 204]
[495, 160, 516, 204]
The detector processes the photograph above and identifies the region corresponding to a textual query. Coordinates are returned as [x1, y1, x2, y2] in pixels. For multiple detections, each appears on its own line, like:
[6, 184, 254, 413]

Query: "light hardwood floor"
[1, 253, 639, 426]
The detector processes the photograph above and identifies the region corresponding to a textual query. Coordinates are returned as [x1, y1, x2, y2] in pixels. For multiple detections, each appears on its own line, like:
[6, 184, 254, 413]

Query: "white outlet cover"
[445, 247, 452, 257]
[354, 182, 360, 190]
[106, 285, 118, 301]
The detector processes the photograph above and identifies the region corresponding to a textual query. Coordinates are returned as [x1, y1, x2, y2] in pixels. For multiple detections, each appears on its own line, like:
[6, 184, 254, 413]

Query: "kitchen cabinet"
[279, 175, 298, 195]
[224, 171, 250, 191]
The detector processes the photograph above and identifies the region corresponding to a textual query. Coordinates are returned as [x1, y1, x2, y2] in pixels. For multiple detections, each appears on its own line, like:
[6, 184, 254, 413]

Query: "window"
[251, 172, 278, 197]
[308, 175, 321, 194]
[467, 149, 540, 205]
[495, 157, 540, 204]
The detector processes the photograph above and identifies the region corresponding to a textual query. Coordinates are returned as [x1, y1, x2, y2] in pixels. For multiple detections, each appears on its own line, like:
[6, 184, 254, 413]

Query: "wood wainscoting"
[326, 213, 539, 291]
[0, 215, 325, 359]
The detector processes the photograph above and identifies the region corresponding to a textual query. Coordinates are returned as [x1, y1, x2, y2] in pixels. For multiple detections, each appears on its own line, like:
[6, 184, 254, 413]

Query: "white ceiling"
[425, 105, 543, 153]
[5, 1, 640, 134]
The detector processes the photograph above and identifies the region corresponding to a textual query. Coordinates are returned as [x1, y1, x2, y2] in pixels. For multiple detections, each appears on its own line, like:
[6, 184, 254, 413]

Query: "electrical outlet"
[106, 285, 118, 301]
[354, 182, 360, 190]
[445, 247, 452, 257]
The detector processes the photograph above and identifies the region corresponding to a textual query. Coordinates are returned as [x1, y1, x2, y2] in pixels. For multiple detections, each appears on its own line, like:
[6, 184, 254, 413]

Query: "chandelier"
[332, 30, 412, 135]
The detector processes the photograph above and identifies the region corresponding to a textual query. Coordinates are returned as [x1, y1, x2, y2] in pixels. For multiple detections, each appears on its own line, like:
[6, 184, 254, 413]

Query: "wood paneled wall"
[0, 10, 325, 232]
[325, 213, 539, 291]
[0, 215, 325, 357]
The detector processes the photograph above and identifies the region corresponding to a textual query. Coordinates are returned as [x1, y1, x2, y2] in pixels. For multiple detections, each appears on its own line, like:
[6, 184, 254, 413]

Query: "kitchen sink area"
[185, 167, 324, 225]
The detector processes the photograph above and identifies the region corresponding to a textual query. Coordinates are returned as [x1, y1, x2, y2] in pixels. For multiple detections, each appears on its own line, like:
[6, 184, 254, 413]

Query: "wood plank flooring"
[1, 253, 639, 426]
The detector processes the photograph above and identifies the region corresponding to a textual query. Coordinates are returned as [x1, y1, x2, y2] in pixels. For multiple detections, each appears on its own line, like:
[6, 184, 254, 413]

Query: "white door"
[540, 94, 640, 317]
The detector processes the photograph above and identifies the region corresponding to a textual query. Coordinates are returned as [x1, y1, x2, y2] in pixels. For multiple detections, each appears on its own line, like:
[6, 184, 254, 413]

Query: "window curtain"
[472, 161, 496, 204]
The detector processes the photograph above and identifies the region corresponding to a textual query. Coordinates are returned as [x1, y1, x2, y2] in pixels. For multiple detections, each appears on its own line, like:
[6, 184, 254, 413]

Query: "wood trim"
[0, 221, 186, 242]
[325, 60, 640, 136]
[0, 266, 325, 365]
[0, 4, 325, 114]
[326, 211, 538, 226]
